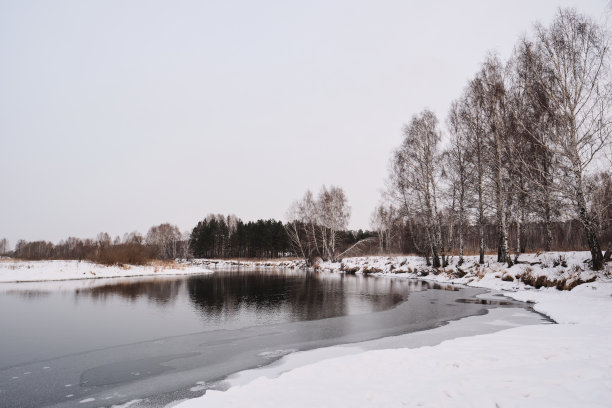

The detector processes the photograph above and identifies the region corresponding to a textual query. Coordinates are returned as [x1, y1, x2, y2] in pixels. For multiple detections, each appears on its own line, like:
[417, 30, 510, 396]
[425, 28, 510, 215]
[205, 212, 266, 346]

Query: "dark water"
[0, 269, 529, 408]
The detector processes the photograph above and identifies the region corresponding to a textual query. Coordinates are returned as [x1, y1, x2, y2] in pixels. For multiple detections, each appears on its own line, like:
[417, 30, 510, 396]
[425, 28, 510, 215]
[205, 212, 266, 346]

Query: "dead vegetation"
[362, 266, 383, 275]
[340, 262, 360, 274]
[516, 268, 596, 290]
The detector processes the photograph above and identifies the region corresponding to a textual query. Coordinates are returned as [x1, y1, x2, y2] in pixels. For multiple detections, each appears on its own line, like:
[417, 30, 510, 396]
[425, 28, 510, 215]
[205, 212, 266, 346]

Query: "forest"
[2, 9, 611, 270]
[366, 9, 612, 270]
[2, 215, 373, 264]
[284, 11, 612, 269]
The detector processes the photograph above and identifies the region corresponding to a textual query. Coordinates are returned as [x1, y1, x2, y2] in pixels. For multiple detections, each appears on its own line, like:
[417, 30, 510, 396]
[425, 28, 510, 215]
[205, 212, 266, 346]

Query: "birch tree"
[392, 110, 444, 267]
[446, 101, 472, 265]
[527, 9, 611, 269]
[286, 186, 351, 263]
[456, 78, 489, 264]
[370, 204, 398, 254]
[474, 54, 513, 266]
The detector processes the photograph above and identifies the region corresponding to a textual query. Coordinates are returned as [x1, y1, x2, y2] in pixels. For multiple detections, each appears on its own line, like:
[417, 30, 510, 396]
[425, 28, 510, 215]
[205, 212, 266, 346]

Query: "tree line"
[6, 225, 189, 265]
[189, 214, 291, 259]
[3, 209, 372, 263]
[375, 8, 612, 270]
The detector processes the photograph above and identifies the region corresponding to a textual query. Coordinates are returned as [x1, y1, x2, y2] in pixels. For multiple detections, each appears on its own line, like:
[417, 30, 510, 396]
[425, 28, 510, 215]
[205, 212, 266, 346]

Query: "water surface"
[0, 268, 534, 408]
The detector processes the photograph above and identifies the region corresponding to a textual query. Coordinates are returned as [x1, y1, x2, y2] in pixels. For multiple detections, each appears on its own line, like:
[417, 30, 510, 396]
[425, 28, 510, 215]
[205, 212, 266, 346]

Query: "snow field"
[0, 259, 213, 282]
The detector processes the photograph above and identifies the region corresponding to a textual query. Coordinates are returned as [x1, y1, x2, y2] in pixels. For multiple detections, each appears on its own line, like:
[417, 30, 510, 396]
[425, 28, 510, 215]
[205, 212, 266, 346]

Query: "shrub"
[92, 243, 149, 266]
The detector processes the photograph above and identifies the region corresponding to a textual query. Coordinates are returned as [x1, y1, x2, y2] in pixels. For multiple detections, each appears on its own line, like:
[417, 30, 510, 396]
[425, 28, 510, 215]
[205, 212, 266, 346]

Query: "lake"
[0, 268, 539, 407]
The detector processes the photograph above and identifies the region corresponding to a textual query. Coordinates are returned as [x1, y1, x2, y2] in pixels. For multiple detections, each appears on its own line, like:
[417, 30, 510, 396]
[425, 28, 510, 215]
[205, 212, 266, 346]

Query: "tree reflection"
[78, 278, 183, 305]
[184, 271, 453, 322]
[59, 271, 462, 324]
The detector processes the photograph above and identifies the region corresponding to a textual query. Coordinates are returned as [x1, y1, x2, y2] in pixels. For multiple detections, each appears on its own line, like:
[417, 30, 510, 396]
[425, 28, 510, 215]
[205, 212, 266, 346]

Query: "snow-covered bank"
[194, 251, 610, 291]
[0, 259, 213, 283]
[318, 251, 610, 291]
[191, 258, 308, 269]
[174, 253, 612, 408]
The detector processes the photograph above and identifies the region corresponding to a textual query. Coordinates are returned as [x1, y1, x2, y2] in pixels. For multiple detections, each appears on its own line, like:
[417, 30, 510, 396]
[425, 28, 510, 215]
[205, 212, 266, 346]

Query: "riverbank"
[0, 259, 213, 282]
[318, 251, 610, 291]
[174, 252, 612, 408]
[195, 251, 611, 291]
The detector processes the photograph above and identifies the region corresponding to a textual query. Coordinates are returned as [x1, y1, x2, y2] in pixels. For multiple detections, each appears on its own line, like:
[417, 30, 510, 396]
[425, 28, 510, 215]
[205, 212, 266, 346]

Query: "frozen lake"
[0, 268, 543, 407]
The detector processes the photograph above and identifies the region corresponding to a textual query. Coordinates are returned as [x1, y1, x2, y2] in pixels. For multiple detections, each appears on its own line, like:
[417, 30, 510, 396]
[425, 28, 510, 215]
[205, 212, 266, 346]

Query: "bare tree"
[96, 232, 111, 248]
[391, 109, 444, 267]
[286, 189, 321, 263]
[285, 199, 311, 262]
[509, 38, 559, 252]
[457, 79, 490, 264]
[527, 8, 611, 269]
[586, 171, 612, 258]
[446, 101, 472, 265]
[123, 231, 144, 244]
[317, 185, 351, 261]
[0, 238, 9, 255]
[146, 223, 182, 260]
[370, 204, 398, 254]
[473, 54, 513, 266]
[286, 185, 351, 263]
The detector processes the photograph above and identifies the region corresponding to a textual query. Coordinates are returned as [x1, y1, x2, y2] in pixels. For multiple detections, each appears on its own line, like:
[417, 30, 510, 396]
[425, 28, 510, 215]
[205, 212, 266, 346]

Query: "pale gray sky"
[0, 0, 608, 246]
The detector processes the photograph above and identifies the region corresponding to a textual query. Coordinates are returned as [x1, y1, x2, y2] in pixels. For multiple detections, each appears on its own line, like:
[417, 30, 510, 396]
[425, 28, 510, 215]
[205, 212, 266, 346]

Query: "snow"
[193, 251, 610, 292]
[0, 259, 213, 283]
[174, 252, 612, 408]
[191, 258, 307, 269]
[316, 251, 607, 291]
[5, 254, 609, 406]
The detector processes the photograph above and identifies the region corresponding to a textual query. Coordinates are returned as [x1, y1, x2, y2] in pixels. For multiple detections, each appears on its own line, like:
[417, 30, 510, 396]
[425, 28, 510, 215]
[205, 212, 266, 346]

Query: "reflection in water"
[80, 279, 183, 305]
[0, 270, 467, 371]
[9, 290, 51, 300]
[71, 269, 458, 323]
[4, 270, 463, 330]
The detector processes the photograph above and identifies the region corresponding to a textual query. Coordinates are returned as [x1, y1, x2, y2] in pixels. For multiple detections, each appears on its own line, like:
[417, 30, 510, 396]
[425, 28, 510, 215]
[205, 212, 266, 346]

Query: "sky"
[0, 0, 609, 247]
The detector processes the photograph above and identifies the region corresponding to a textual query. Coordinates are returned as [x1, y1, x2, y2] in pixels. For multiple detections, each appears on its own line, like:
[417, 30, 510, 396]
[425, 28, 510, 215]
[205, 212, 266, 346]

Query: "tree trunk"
[479, 223, 485, 264]
[544, 205, 553, 252]
[572, 154, 603, 270]
[494, 134, 511, 266]
[577, 197, 604, 270]
[477, 155, 485, 265]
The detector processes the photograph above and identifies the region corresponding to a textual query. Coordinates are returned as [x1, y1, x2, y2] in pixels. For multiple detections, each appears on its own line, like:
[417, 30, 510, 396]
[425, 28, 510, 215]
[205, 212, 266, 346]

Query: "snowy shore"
[175, 252, 612, 408]
[0, 259, 213, 283]
[197, 251, 609, 291]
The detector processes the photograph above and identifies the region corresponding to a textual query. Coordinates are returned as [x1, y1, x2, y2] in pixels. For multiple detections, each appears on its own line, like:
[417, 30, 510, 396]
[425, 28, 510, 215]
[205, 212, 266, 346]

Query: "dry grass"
[362, 266, 383, 274]
[0, 257, 18, 263]
[148, 259, 187, 269]
[516, 269, 596, 290]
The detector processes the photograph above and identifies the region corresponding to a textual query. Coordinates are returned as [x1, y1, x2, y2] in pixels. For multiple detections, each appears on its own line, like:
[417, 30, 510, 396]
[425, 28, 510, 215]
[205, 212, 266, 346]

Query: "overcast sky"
[0, 0, 609, 246]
